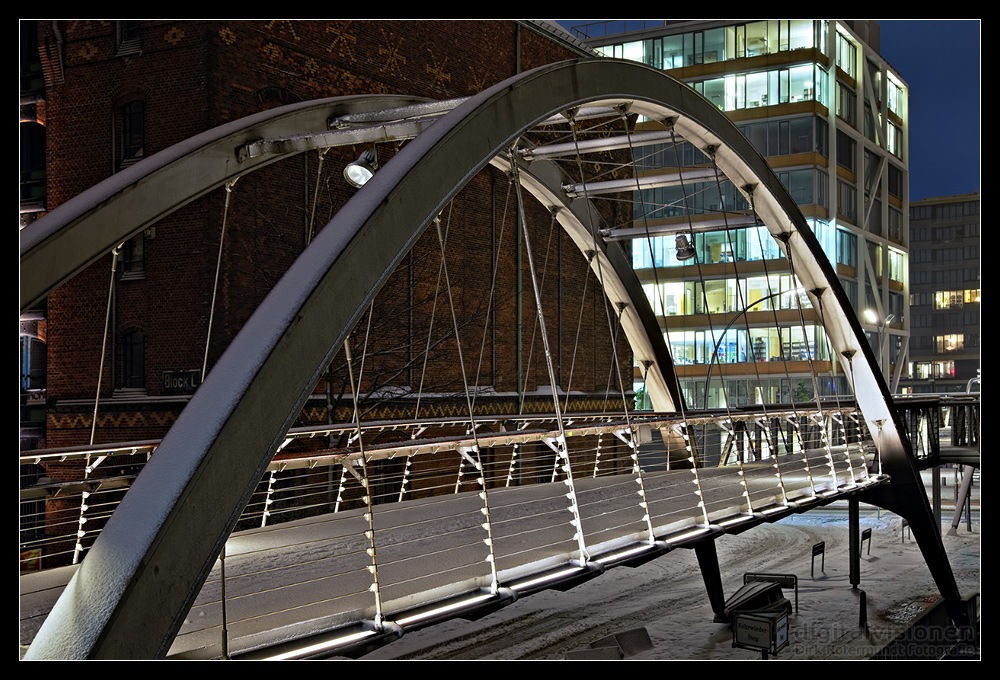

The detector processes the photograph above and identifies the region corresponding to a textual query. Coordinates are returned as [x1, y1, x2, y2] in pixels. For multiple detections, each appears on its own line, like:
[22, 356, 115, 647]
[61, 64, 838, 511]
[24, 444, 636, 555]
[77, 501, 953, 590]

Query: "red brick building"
[20, 20, 632, 453]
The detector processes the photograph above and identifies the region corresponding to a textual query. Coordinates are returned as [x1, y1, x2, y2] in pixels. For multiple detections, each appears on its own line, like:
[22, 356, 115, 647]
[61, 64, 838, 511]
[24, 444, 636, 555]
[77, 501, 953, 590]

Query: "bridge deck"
[21, 446, 882, 660]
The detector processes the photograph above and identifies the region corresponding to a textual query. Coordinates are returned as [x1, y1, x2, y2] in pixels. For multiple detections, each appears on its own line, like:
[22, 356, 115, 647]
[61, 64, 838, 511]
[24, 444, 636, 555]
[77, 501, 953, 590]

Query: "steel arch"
[19, 94, 432, 314]
[25, 59, 960, 659]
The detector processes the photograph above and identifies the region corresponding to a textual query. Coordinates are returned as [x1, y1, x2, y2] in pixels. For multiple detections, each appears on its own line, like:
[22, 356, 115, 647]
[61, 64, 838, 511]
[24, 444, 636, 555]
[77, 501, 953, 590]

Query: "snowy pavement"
[362, 500, 980, 660]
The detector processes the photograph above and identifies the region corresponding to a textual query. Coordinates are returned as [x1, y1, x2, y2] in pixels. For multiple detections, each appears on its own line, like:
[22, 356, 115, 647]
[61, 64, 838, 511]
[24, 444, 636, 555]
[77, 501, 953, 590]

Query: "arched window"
[120, 330, 145, 390]
[20, 121, 46, 211]
[119, 100, 145, 168]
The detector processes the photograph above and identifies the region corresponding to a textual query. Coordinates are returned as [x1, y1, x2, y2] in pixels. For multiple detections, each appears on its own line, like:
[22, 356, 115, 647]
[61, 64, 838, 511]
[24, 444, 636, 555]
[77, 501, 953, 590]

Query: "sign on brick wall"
[162, 369, 201, 394]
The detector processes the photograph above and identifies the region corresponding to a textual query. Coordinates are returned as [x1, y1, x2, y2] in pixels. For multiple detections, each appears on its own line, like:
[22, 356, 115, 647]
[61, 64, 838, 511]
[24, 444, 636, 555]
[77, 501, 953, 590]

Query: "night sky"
[879, 20, 980, 201]
[554, 19, 982, 203]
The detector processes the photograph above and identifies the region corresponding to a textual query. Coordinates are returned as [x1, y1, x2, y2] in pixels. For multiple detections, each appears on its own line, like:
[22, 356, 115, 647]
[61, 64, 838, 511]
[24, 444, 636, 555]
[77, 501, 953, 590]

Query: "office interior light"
[344, 149, 378, 188]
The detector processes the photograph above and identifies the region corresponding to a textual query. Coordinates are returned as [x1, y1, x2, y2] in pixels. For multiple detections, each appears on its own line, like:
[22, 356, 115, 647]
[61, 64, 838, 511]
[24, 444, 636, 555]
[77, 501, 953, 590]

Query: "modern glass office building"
[571, 20, 910, 406]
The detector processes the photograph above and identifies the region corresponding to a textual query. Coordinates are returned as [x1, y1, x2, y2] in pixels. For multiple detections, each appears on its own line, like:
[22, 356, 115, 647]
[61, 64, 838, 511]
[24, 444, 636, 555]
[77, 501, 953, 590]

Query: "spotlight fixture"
[344, 149, 378, 188]
[675, 234, 696, 261]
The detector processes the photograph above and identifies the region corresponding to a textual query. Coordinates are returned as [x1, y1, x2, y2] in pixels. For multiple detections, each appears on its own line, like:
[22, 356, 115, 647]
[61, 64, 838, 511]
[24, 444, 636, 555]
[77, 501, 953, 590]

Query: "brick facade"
[29, 20, 632, 449]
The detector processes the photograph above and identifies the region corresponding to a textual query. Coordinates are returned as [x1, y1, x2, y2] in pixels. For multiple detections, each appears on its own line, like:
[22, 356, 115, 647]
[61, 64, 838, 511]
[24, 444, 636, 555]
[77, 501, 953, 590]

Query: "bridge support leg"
[946, 466, 975, 537]
[859, 483, 970, 629]
[849, 497, 860, 589]
[932, 466, 942, 529]
[694, 540, 726, 620]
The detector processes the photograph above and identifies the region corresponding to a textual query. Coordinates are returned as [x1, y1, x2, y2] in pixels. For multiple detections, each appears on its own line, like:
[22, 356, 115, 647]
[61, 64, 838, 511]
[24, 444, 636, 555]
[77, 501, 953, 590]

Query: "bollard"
[811, 541, 825, 577]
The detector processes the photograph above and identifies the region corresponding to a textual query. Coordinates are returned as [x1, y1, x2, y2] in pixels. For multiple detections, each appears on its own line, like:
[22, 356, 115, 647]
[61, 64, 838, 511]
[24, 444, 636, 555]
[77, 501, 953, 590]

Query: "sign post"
[733, 610, 789, 659]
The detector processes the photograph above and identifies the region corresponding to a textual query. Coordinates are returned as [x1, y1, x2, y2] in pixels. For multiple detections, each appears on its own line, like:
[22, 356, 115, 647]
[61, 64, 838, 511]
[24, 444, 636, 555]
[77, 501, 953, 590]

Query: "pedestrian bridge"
[22, 405, 890, 659]
[20, 60, 971, 658]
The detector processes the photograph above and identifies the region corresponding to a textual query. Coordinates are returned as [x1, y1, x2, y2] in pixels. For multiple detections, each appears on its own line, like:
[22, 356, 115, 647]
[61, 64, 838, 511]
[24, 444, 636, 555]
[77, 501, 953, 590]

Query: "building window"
[837, 181, 856, 222]
[840, 277, 858, 312]
[691, 64, 824, 112]
[934, 334, 963, 353]
[116, 20, 142, 56]
[836, 229, 857, 269]
[933, 291, 962, 310]
[120, 330, 145, 390]
[120, 233, 145, 279]
[887, 164, 903, 199]
[119, 100, 145, 168]
[867, 197, 882, 236]
[20, 336, 46, 392]
[888, 207, 903, 243]
[887, 76, 905, 117]
[741, 117, 825, 158]
[777, 169, 819, 206]
[836, 130, 855, 171]
[836, 81, 856, 127]
[20, 121, 46, 212]
[867, 241, 882, 278]
[863, 149, 880, 194]
[836, 32, 857, 78]
[887, 122, 902, 158]
[863, 105, 878, 143]
[889, 291, 904, 324]
[888, 248, 905, 284]
[634, 140, 707, 171]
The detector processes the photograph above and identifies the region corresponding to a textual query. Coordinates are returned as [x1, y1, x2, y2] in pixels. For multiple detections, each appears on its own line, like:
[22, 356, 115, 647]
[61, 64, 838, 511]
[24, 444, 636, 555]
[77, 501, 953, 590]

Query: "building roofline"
[910, 191, 981, 205]
[519, 20, 600, 58]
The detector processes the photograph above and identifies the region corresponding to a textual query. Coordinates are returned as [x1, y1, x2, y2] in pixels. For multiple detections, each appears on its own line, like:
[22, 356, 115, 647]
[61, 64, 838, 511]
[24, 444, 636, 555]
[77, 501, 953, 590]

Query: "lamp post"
[863, 309, 894, 384]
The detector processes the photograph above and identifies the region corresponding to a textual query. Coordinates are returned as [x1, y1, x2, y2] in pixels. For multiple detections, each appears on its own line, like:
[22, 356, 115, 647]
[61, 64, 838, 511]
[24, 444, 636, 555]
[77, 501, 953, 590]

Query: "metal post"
[947, 466, 975, 536]
[694, 540, 726, 619]
[849, 496, 860, 589]
[932, 465, 942, 531]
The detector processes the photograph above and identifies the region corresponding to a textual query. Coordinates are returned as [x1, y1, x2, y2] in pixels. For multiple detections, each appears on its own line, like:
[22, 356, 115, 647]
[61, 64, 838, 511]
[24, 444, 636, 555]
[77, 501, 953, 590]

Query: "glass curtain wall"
[597, 20, 825, 69]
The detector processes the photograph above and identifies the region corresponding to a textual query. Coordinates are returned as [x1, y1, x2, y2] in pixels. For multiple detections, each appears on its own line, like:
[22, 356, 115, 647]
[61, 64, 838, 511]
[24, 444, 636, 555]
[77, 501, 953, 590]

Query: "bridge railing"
[20, 405, 879, 574]
[946, 396, 980, 448]
[892, 393, 980, 462]
[22, 405, 888, 657]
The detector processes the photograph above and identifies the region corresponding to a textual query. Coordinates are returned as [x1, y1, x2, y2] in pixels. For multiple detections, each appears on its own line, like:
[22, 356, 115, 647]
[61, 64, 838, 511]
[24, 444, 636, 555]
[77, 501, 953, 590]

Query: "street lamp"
[344, 149, 378, 188]
[864, 309, 894, 382]
[675, 234, 696, 261]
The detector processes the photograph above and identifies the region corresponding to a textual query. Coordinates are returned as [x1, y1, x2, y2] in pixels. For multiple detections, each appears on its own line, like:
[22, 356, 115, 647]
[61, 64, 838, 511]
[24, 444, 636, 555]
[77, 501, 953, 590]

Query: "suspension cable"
[471, 177, 514, 413]
[618, 114, 710, 523]
[509, 150, 589, 562]
[76, 243, 123, 566]
[810, 291, 860, 486]
[200, 178, 240, 659]
[305, 148, 329, 246]
[783, 232, 839, 491]
[518, 210, 559, 414]
[203, 177, 239, 381]
[704, 151, 780, 512]
[562, 250, 594, 414]
[432, 212, 500, 591]
[745, 189, 816, 498]
[567, 110, 656, 543]
[352, 302, 376, 423]
[343, 337, 384, 628]
[90, 244, 121, 447]
[413, 206, 449, 425]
